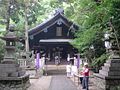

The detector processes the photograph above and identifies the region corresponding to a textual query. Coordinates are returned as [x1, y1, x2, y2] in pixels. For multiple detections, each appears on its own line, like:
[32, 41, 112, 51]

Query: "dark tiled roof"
[28, 13, 78, 36]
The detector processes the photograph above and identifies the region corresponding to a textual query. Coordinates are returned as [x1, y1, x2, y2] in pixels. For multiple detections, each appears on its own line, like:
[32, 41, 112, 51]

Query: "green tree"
[68, 0, 110, 65]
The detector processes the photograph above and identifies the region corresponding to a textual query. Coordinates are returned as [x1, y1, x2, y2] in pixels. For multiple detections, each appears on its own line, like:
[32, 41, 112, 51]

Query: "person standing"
[66, 63, 71, 78]
[81, 63, 89, 90]
[67, 54, 70, 64]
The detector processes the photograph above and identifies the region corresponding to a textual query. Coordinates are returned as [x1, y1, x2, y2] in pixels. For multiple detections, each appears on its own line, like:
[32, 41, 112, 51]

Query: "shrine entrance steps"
[45, 59, 67, 75]
[46, 65, 66, 75]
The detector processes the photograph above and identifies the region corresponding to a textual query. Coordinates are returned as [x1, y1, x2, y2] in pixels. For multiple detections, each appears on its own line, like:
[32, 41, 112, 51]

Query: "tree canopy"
[0, 0, 120, 68]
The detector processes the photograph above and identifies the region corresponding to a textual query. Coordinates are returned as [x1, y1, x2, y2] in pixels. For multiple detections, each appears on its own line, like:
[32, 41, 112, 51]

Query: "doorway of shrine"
[39, 43, 77, 65]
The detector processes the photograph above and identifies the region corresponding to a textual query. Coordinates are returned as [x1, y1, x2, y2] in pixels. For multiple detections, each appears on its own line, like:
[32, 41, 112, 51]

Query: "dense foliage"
[0, 0, 120, 67]
[69, 0, 120, 67]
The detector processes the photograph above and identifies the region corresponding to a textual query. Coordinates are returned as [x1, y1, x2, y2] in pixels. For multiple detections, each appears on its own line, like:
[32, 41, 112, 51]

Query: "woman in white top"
[66, 64, 71, 77]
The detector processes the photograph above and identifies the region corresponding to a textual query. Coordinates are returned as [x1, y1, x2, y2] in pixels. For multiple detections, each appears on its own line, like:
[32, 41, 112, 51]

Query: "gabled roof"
[28, 12, 78, 36]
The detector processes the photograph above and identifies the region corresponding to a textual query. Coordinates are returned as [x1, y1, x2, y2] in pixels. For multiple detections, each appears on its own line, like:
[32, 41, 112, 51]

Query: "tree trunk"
[24, 0, 29, 52]
[5, 0, 11, 31]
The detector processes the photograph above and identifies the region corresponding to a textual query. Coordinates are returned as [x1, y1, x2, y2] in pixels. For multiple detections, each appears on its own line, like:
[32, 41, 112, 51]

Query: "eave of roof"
[39, 39, 72, 43]
[28, 13, 78, 36]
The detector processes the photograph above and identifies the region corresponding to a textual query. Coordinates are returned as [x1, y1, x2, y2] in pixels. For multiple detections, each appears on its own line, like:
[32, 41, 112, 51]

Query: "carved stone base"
[0, 63, 30, 90]
[0, 75, 30, 90]
[0, 64, 25, 77]
[94, 54, 120, 90]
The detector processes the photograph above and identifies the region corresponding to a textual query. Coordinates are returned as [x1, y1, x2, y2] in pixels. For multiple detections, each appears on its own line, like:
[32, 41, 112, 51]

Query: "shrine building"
[28, 9, 78, 63]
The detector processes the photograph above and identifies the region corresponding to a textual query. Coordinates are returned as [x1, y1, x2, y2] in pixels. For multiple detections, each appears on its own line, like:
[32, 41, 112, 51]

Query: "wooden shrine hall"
[28, 9, 78, 64]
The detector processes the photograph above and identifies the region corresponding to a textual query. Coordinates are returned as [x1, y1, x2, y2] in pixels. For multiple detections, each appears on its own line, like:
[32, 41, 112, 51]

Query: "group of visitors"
[66, 56, 89, 90]
[66, 55, 78, 77]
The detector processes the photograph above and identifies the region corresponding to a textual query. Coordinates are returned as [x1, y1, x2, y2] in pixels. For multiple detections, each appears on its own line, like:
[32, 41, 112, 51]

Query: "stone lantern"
[0, 25, 30, 90]
[1, 25, 17, 64]
[94, 29, 120, 90]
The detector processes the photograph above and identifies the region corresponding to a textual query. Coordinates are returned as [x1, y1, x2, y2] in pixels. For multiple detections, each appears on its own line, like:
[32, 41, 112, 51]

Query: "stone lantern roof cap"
[0, 24, 18, 40]
[6, 24, 17, 38]
[0, 30, 18, 41]
[5, 31, 17, 39]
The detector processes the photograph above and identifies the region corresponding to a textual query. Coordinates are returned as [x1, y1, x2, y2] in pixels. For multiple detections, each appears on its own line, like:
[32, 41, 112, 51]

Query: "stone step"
[0, 64, 19, 68]
[106, 59, 120, 63]
[109, 55, 120, 59]
[0, 68, 18, 73]
[102, 66, 120, 71]
[47, 69, 66, 75]
[99, 69, 120, 76]
[0, 72, 8, 77]
[104, 63, 120, 67]
[108, 71, 120, 76]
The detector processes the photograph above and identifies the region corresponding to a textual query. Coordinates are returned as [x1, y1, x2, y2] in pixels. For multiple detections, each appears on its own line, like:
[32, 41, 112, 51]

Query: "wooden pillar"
[48, 48, 51, 61]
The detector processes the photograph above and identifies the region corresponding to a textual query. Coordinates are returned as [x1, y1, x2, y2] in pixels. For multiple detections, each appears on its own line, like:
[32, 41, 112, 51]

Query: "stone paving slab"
[49, 75, 77, 90]
[27, 76, 52, 90]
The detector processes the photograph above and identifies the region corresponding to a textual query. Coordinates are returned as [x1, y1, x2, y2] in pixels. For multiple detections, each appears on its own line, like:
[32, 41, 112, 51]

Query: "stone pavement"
[27, 64, 102, 90]
[27, 75, 102, 90]
[28, 76, 52, 90]
[49, 75, 77, 90]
